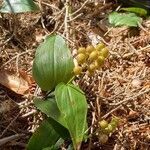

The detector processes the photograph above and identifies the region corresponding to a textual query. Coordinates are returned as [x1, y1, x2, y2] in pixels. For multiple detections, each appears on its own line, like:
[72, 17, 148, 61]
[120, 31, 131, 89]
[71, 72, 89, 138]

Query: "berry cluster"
[98, 117, 119, 144]
[73, 43, 109, 76]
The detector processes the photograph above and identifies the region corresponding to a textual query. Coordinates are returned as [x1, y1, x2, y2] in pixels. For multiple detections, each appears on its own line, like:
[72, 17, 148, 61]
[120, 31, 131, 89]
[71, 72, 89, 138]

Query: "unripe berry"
[96, 43, 105, 51]
[111, 117, 119, 124]
[100, 47, 109, 58]
[89, 51, 98, 61]
[110, 117, 119, 129]
[84, 53, 89, 59]
[99, 120, 108, 129]
[89, 63, 96, 71]
[109, 122, 117, 129]
[94, 61, 100, 69]
[73, 66, 82, 75]
[86, 45, 95, 53]
[104, 124, 114, 134]
[87, 70, 94, 76]
[99, 134, 108, 144]
[97, 56, 105, 65]
[76, 53, 86, 64]
[77, 47, 86, 54]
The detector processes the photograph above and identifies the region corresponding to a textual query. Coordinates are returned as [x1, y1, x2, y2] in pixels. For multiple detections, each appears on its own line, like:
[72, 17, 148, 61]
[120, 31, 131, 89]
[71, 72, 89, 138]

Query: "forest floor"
[0, 0, 150, 150]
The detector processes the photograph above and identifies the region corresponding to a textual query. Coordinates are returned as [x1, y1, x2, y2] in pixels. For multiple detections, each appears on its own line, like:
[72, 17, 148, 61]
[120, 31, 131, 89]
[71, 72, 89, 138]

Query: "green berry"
[97, 56, 105, 65]
[99, 47, 109, 58]
[99, 120, 108, 129]
[86, 45, 95, 53]
[77, 47, 86, 54]
[89, 63, 96, 71]
[94, 61, 100, 69]
[89, 51, 98, 61]
[76, 53, 86, 64]
[111, 117, 120, 123]
[96, 43, 105, 51]
[110, 117, 119, 129]
[108, 124, 114, 131]
[84, 53, 89, 59]
[99, 134, 108, 144]
[104, 124, 114, 134]
[109, 122, 117, 129]
[87, 70, 94, 76]
[73, 66, 82, 75]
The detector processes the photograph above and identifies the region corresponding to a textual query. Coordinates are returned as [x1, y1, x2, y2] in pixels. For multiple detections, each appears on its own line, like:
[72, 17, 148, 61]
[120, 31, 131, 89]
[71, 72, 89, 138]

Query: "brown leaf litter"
[0, 0, 150, 149]
[0, 69, 33, 95]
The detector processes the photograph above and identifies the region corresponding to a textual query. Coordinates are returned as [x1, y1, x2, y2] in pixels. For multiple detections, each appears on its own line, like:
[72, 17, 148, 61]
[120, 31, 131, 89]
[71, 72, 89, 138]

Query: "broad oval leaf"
[0, 0, 39, 13]
[108, 12, 142, 27]
[32, 35, 74, 91]
[27, 120, 59, 150]
[55, 83, 88, 150]
[42, 138, 64, 150]
[34, 98, 61, 120]
[34, 98, 70, 139]
[48, 117, 70, 140]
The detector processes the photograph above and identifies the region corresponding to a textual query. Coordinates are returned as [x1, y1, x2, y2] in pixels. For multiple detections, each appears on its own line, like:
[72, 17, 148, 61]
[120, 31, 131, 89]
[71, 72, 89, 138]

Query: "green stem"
[67, 76, 75, 84]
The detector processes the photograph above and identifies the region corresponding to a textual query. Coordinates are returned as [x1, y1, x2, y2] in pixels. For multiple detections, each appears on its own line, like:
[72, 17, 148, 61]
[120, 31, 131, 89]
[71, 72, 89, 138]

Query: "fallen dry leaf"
[0, 70, 29, 95]
[19, 69, 35, 85]
[127, 110, 139, 120]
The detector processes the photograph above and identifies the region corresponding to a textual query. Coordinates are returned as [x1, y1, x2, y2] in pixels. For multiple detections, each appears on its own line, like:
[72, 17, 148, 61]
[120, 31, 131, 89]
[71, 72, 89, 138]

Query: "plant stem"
[68, 76, 75, 84]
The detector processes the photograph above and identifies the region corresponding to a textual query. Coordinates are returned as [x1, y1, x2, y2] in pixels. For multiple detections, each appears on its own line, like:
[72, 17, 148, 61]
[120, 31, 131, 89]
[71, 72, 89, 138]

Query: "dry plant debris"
[0, 0, 149, 149]
[0, 69, 32, 95]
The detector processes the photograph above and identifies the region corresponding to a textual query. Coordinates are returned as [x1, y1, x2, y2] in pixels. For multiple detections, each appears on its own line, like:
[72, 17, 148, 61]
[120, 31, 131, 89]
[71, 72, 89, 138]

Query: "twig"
[22, 110, 37, 118]
[68, 13, 83, 22]
[0, 134, 24, 146]
[137, 44, 150, 52]
[88, 111, 96, 150]
[102, 105, 122, 119]
[102, 88, 150, 119]
[0, 33, 14, 47]
[0, 113, 20, 138]
[63, 0, 70, 41]
[9, 141, 26, 147]
[56, 32, 74, 45]
[0, 50, 33, 69]
[138, 22, 149, 34]
[58, 22, 65, 32]
[0, 14, 17, 47]
[15, 54, 19, 75]
[71, 0, 89, 16]
[41, 1, 59, 10]
[112, 88, 150, 106]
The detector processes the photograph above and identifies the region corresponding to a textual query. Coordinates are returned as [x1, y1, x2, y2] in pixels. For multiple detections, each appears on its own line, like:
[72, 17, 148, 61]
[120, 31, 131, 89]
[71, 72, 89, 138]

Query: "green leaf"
[47, 117, 70, 139]
[42, 139, 64, 150]
[55, 83, 88, 150]
[32, 35, 74, 91]
[0, 0, 39, 13]
[108, 12, 142, 27]
[120, 7, 147, 16]
[27, 120, 59, 150]
[53, 138, 64, 149]
[118, 0, 150, 10]
[34, 98, 70, 139]
[67, 144, 73, 150]
[42, 148, 54, 150]
[42, 147, 56, 150]
[34, 98, 61, 121]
